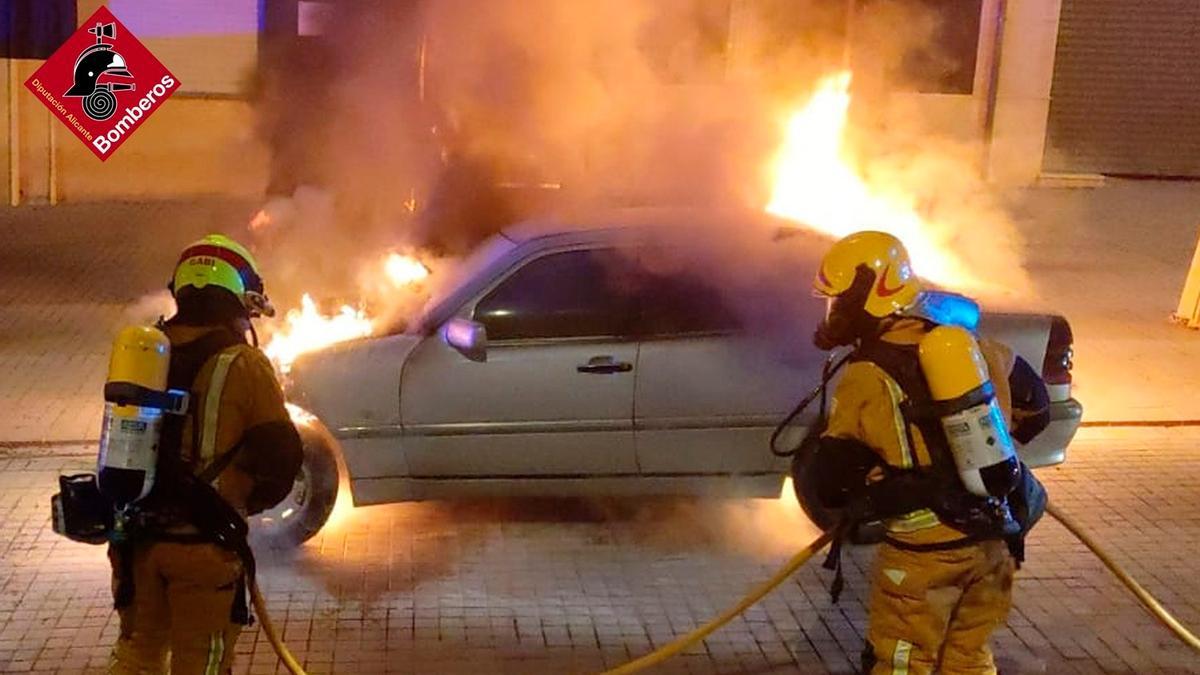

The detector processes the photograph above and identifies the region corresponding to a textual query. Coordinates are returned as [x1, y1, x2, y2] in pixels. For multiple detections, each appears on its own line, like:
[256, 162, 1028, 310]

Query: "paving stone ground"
[1, 428, 1198, 674]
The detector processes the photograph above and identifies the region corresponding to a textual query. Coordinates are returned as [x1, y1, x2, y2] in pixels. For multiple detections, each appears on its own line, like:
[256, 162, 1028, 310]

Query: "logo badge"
[874, 264, 908, 298]
[24, 7, 180, 161]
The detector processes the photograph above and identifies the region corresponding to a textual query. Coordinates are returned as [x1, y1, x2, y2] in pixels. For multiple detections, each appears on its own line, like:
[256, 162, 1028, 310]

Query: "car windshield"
[412, 233, 518, 332]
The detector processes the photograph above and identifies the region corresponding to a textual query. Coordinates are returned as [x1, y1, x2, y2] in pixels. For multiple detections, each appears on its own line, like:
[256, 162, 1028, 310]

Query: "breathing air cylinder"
[918, 325, 1020, 498]
[97, 325, 172, 507]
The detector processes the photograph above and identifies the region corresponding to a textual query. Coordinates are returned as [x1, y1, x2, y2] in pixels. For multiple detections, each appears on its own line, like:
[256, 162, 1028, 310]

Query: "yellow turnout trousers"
[866, 539, 1015, 675]
[108, 542, 243, 675]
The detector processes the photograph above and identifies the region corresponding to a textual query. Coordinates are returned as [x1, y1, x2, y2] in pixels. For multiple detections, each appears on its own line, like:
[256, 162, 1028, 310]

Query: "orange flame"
[263, 294, 373, 374]
[766, 72, 975, 288]
[262, 252, 431, 374]
[284, 402, 318, 427]
[384, 252, 430, 287]
[248, 208, 272, 231]
[283, 402, 358, 535]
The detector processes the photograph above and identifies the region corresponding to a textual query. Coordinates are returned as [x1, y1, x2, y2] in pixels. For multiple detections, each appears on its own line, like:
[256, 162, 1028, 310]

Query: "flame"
[285, 402, 317, 427]
[263, 294, 373, 374]
[767, 72, 974, 287]
[778, 476, 803, 518]
[248, 208, 272, 231]
[320, 478, 358, 534]
[384, 252, 430, 287]
[260, 252, 431, 374]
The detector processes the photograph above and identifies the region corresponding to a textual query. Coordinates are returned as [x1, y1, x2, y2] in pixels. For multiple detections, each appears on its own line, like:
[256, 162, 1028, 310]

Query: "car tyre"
[251, 424, 339, 546]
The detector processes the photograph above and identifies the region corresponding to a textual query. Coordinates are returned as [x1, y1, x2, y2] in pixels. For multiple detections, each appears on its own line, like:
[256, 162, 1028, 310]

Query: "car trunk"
[977, 312, 1069, 401]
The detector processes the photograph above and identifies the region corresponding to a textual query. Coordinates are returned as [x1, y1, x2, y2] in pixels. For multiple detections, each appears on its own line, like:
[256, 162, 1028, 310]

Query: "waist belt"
[883, 533, 996, 552]
[145, 531, 211, 544]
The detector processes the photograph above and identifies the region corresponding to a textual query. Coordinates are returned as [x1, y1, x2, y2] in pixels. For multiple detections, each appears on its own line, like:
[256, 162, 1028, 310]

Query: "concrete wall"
[58, 96, 267, 200]
[987, 0, 1065, 184]
[875, 0, 1065, 184]
[727, 0, 1063, 185]
[3, 0, 1063, 203]
[108, 0, 259, 95]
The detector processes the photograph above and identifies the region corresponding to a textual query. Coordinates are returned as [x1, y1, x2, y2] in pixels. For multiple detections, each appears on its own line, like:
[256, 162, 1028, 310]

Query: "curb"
[0, 439, 96, 458]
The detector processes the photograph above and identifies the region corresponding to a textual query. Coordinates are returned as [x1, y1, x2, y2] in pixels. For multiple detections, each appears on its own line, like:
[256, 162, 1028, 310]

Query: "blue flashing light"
[910, 290, 980, 331]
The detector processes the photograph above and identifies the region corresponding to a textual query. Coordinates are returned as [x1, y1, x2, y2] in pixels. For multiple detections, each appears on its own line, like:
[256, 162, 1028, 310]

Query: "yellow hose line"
[249, 577, 309, 675]
[1047, 502, 1200, 654]
[602, 529, 837, 675]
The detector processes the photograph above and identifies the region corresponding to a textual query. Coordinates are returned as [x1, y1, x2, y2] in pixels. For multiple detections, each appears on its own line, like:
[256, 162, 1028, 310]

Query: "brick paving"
[1, 428, 1198, 674]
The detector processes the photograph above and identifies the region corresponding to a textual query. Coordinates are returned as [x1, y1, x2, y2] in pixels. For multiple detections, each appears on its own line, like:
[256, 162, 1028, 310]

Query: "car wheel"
[252, 425, 338, 546]
[790, 452, 885, 545]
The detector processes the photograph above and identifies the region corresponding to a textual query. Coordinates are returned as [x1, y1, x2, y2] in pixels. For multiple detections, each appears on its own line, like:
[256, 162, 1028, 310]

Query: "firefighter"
[107, 234, 303, 675]
[808, 231, 1048, 675]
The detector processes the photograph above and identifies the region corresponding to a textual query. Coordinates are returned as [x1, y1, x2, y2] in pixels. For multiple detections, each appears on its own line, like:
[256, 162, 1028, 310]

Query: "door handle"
[577, 355, 633, 374]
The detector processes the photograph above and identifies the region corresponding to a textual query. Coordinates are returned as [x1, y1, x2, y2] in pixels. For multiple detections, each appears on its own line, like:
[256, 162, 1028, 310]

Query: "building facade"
[1, 0, 1195, 204]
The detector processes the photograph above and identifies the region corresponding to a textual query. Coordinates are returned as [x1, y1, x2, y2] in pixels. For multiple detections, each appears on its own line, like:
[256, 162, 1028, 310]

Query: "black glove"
[235, 420, 304, 515]
[932, 490, 1021, 539]
[857, 470, 943, 521]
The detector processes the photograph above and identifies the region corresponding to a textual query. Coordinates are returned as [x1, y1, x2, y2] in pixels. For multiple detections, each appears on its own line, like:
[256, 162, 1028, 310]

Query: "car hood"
[287, 333, 424, 434]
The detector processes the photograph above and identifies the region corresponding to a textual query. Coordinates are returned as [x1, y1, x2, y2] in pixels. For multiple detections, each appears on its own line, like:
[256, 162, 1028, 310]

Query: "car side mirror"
[443, 318, 487, 362]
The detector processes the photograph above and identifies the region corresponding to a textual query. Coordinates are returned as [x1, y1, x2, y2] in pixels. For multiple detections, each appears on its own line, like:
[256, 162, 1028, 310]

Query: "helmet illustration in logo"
[64, 23, 135, 122]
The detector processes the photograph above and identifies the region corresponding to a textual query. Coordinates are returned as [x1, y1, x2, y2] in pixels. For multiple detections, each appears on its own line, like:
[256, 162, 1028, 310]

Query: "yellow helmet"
[813, 231, 921, 318]
[171, 234, 275, 317]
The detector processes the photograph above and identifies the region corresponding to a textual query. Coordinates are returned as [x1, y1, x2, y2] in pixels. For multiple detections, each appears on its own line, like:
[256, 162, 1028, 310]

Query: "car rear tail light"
[1042, 315, 1074, 385]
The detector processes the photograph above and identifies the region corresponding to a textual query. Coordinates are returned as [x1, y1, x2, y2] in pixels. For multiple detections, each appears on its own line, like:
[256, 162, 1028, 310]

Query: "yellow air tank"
[918, 325, 1020, 498]
[97, 325, 172, 507]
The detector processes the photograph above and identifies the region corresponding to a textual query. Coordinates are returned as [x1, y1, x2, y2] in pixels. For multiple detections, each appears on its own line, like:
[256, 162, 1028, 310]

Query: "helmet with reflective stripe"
[171, 234, 275, 317]
[813, 231, 921, 318]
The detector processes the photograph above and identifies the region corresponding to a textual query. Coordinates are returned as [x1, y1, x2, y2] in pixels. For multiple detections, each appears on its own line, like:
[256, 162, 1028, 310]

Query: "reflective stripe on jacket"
[164, 324, 292, 514]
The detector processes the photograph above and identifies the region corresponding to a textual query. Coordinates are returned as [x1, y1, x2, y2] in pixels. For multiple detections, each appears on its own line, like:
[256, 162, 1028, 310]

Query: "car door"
[633, 247, 828, 476]
[399, 246, 641, 477]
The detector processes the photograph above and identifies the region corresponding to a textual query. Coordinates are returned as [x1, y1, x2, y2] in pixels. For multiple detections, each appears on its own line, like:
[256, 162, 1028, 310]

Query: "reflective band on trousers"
[205, 631, 224, 675]
[199, 350, 240, 469]
[888, 508, 941, 533]
[891, 639, 912, 675]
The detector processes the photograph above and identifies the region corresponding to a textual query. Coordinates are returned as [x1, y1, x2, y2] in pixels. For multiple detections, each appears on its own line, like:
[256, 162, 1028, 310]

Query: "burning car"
[264, 208, 1082, 544]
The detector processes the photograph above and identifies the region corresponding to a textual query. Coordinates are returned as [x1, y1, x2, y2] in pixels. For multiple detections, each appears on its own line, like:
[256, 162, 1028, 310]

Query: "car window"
[474, 249, 637, 341]
[637, 267, 741, 337]
[416, 234, 517, 333]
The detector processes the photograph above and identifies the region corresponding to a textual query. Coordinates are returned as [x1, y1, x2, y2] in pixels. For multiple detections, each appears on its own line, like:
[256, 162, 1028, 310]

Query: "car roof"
[417, 206, 830, 333]
[500, 206, 798, 245]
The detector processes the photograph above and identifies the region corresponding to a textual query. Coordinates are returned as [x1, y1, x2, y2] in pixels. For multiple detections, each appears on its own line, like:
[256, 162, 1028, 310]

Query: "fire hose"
[600, 529, 838, 675]
[599, 503, 1200, 675]
[1045, 502, 1200, 653]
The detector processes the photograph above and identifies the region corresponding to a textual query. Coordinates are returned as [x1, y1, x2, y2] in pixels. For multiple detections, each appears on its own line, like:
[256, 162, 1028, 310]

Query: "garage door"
[1044, 0, 1200, 176]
